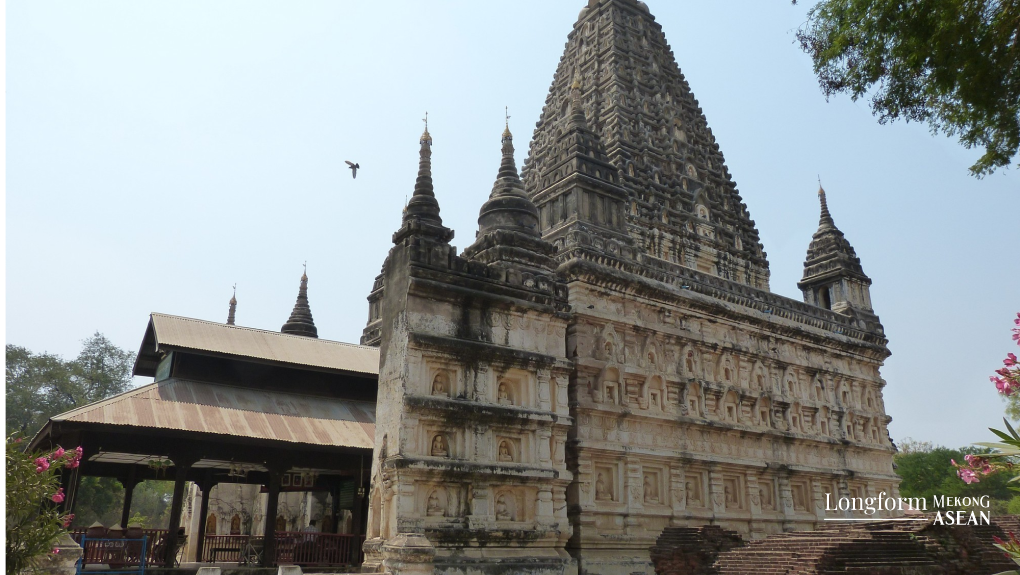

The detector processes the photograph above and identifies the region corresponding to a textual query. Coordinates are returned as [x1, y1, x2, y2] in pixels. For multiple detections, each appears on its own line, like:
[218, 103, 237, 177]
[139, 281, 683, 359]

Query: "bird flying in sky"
[345, 161, 360, 179]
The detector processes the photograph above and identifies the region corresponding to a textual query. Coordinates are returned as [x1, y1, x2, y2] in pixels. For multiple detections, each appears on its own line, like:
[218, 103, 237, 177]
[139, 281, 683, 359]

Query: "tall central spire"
[521, 0, 769, 289]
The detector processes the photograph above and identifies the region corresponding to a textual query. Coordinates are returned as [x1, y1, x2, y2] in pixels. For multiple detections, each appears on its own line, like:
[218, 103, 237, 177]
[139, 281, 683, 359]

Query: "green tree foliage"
[894, 439, 1015, 510]
[6, 438, 80, 575]
[6, 332, 134, 437]
[795, 0, 1020, 176]
[5, 347, 72, 436]
[6, 333, 146, 532]
[71, 478, 174, 529]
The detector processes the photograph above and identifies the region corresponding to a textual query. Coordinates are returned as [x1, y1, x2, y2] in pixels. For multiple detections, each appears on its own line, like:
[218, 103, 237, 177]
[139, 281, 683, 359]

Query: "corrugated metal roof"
[52, 378, 376, 449]
[147, 313, 379, 376]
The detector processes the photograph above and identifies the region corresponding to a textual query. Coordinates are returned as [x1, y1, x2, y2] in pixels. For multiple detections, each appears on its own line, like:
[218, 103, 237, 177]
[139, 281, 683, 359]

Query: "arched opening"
[818, 286, 831, 309]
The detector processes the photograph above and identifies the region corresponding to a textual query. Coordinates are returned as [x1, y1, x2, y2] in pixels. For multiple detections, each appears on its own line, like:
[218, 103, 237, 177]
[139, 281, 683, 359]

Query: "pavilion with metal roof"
[31, 310, 380, 569]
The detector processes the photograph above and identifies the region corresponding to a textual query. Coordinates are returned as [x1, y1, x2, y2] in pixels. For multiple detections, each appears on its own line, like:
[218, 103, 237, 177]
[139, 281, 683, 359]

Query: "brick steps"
[650, 516, 1020, 574]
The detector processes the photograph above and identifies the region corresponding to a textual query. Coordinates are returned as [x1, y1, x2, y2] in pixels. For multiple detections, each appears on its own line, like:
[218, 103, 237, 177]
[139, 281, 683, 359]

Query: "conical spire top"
[471, 122, 541, 239]
[462, 123, 556, 270]
[226, 284, 237, 326]
[401, 114, 444, 227]
[817, 180, 835, 230]
[393, 117, 454, 244]
[281, 264, 318, 338]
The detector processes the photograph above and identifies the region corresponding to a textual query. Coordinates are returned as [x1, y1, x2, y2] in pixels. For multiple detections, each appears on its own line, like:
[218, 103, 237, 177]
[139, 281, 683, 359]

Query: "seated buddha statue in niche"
[426, 490, 445, 516]
[495, 495, 512, 521]
[431, 435, 448, 457]
[686, 481, 701, 504]
[432, 372, 449, 396]
[497, 382, 512, 406]
[498, 441, 514, 462]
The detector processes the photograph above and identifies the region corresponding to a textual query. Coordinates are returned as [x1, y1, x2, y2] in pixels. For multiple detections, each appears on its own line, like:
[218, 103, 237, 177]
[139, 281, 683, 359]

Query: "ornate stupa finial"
[420, 111, 432, 146]
[503, 106, 512, 140]
[817, 177, 835, 230]
[281, 266, 318, 338]
[227, 284, 237, 325]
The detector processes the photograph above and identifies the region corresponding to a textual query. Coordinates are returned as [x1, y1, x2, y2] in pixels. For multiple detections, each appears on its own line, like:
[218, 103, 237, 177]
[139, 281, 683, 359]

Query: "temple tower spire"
[520, 0, 770, 288]
[798, 185, 876, 316]
[393, 119, 454, 244]
[281, 266, 318, 338]
[462, 123, 557, 272]
[226, 285, 237, 326]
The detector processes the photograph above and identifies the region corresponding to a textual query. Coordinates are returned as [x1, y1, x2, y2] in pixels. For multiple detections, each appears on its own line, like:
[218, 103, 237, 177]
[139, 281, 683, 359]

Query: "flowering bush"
[969, 312, 1020, 569]
[991, 313, 1020, 395]
[6, 436, 82, 575]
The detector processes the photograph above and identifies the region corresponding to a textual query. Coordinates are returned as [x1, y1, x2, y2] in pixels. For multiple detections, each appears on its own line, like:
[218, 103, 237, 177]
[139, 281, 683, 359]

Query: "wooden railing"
[201, 532, 363, 566]
[71, 530, 171, 568]
[272, 532, 364, 566]
[71, 529, 364, 567]
[200, 535, 258, 563]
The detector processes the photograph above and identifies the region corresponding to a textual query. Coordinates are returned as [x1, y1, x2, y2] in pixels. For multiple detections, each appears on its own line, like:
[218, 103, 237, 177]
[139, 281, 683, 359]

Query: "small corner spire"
[281, 267, 318, 338]
[226, 284, 237, 326]
[400, 115, 447, 229]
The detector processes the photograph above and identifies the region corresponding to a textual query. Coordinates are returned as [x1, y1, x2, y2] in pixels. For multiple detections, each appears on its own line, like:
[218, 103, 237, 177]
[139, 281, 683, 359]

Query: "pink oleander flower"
[62, 514, 74, 528]
[67, 459, 79, 469]
[51, 488, 65, 503]
[53, 447, 65, 458]
[34, 457, 50, 473]
[1006, 353, 1018, 367]
[52, 549, 60, 555]
[958, 468, 980, 484]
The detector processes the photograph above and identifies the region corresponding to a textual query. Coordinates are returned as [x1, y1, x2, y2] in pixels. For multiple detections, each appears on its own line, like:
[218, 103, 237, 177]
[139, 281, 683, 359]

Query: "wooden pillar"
[260, 469, 282, 567]
[330, 481, 341, 534]
[120, 466, 138, 527]
[164, 462, 191, 567]
[350, 454, 366, 537]
[194, 474, 214, 563]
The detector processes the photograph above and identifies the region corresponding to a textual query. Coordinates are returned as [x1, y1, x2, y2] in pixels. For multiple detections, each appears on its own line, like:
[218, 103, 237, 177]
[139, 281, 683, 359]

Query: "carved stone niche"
[758, 478, 776, 511]
[684, 472, 705, 508]
[495, 369, 532, 408]
[495, 437, 521, 463]
[791, 481, 810, 512]
[646, 375, 667, 412]
[722, 390, 739, 423]
[422, 485, 451, 518]
[642, 468, 665, 506]
[426, 430, 452, 458]
[493, 488, 522, 522]
[722, 475, 743, 511]
[596, 324, 624, 363]
[593, 464, 618, 503]
[428, 367, 457, 398]
[596, 366, 622, 405]
[684, 381, 702, 417]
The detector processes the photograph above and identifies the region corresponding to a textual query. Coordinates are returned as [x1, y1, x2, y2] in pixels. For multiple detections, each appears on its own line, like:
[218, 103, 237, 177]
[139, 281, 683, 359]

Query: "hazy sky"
[7, 1, 1017, 448]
